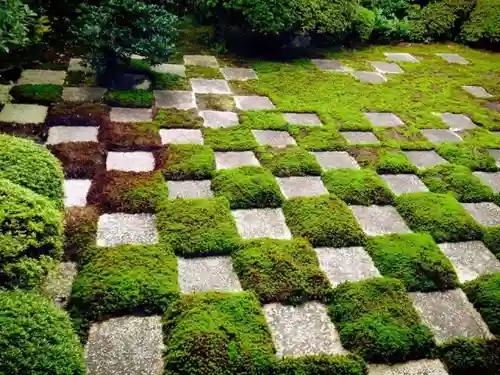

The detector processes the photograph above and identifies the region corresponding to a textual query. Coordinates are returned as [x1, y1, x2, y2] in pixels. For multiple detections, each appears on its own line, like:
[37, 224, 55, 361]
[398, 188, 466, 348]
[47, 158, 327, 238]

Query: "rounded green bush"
[0, 290, 85, 375]
[461, 0, 500, 45]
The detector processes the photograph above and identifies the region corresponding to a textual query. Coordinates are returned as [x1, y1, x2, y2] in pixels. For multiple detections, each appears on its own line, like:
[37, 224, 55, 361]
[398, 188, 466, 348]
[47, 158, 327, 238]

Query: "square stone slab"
[462, 86, 493, 98]
[364, 112, 404, 127]
[18, 69, 66, 85]
[234, 96, 275, 110]
[200, 110, 239, 128]
[350, 205, 411, 236]
[381, 174, 429, 196]
[68, 58, 91, 72]
[190, 79, 232, 94]
[85, 315, 164, 375]
[438, 241, 500, 283]
[474, 172, 500, 193]
[263, 302, 346, 358]
[252, 130, 296, 147]
[231, 208, 292, 239]
[315, 246, 380, 287]
[488, 149, 500, 167]
[62, 87, 107, 102]
[404, 150, 447, 169]
[46, 126, 98, 145]
[64, 179, 91, 207]
[370, 61, 404, 74]
[341, 131, 380, 144]
[312, 151, 360, 170]
[352, 71, 387, 84]
[421, 129, 462, 144]
[0, 103, 47, 124]
[96, 213, 159, 246]
[369, 359, 449, 375]
[215, 151, 260, 170]
[43, 262, 78, 308]
[0, 85, 11, 103]
[184, 55, 219, 68]
[276, 176, 327, 199]
[220, 67, 258, 81]
[411, 289, 493, 343]
[384, 52, 419, 63]
[283, 113, 322, 126]
[178, 256, 242, 293]
[462, 202, 500, 227]
[312, 59, 351, 72]
[151, 63, 186, 77]
[436, 53, 469, 64]
[167, 180, 213, 198]
[106, 151, 155, 172]
[441, 113, 476, 130]
[154, 90, 196, 110]
[110, 108, 153, 122]
[159, 129, 204, 145]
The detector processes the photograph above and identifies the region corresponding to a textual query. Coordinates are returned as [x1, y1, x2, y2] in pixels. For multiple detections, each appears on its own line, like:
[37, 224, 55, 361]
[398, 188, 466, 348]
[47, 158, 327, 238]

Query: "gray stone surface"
[312, 151, 360, 170]
[110, 108, 153, 122]
[384, 53, 419, 63]
[364, 112, 404, 127]
[441, 113, 476, 130]
[381, 174, 429, 196]
[411, 289, 493, 343]
[220, 67, 258, 81]
[276, 176, 328, 198]
[474, 171, 500, 193]
[422, 129, 462, 144]
[462, 202, 500, 227]
[404, 150, 447, 169]
[178, 256, 242, 292]
[350, 205, 411, 236]
[234, 96, 275, 110]
[200, 110, 239, 128]
[18, 69, 66, 84]
[167, 180, 213, 199]
[154, 90, 196, 110]
[341, 131, 380, 144]
[43, 262, 78, 308]
[488, 149, 500, 167]
[369, 359, 449, 375]
[370, 61, 404, 74]
[252, 130, 296, 147]
[315, 246, 380, 287]
[64, 179, 91, 207]
[151, 63, 186, 77]
[191, 79, 232, 94]
[215, 151, 260, 169]
[436, 53, 469, 64]
[232, 208, 292, 239]
[312, 59, 351, 72]
[159, 129, 204, 145]
[264, 302, 346, 358]
[96, 213, 159, 247]
[283, 113, 322, 126]
[439, 241, 500, 283]
[184, 55, 219, 68]
[62, 87, 107, 102]
[0, 85, 11, 103]
[352, 71, 387, 84]
[462, 86, 493, 98]
[46, 126, 98, 144]
[85, 315, 164, 375]
[68, 58, 91, 72]
[106, 151, 155, 172]
[0, 103, 47, 124]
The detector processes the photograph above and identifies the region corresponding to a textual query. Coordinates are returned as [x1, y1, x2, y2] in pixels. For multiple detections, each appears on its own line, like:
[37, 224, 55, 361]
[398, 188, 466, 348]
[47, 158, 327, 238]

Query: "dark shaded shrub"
[461, 0, 500, 46]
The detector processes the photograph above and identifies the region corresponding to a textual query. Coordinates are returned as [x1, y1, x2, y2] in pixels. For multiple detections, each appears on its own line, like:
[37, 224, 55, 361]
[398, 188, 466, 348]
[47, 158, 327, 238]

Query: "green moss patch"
[375, 149, 418, 174]
[151, 73, 190, 90]
[439, 338, 500, 375]
[463, 128, 500, 149]
[289, 126, 347, 151]
[276, 354, 367, 375]
[240, 110, 288, 130]
[104, 90, 153, 108]
[203, 127, 258, 151]
[196, 94, 236, 111]
[437, 143, 497, 171]
[483, 226, 500, 259]
[64, 206, 99, 262]
[163, 144, 215, 180]
[463, 274, 500, 335]
[48, 142, 106, 179]
[64, 71, 96, 87]
[375, 126, 434, 150]
[47, 103, 110, 127]
[99, 121, 161, 151]
[186, 65, 224, 79]
[152, 108, 203, 128]
[257, 146, 322, 177]
[10, 84, 62, 105]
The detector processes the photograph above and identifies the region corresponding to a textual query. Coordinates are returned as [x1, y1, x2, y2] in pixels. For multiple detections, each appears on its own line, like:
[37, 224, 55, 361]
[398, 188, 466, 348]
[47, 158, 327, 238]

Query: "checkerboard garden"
[1, 44, 500, 375]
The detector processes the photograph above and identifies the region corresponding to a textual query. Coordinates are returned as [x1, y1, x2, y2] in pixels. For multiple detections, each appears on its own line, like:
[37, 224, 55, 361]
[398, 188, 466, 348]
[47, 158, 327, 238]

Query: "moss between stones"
[152, 108, 203, 129]
[276, 354, 367, 375]
[483, 226, 500, 260]
[437, 142, 497, 171]
[240, 110, 288, 130]
[203, 127, 258, 151]
[63, 206, 99, 262]
[47, 103, 110, 127]
[376, 149, 418, 174]
[256, 146, 322, 177]
[463, 128, 500, 149]
[103, 89, 154, 108]
[438, 338, 500, 375]
[374, 126, 434, 150]
[196, 94, 236, 111]
[99, 121, 161, 151]
[48, 142, 107, 179]
[289, 126, 347, 151]
[10, 84, 62, 105]
[64, 71, 96, 87]
[186, 65, 224, 79]
[163, 144, 215, 180]
[463, 274, 500, 336]
[151, 73, 190, 90]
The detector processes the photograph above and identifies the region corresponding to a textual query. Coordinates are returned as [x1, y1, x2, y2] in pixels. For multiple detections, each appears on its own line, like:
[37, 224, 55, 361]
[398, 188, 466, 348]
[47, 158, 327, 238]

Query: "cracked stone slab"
[364, 112, 404, 127]
[110, 107, 153, 122]
[85, 315, 164, 375]
[341, 131, 380, 144]
[252, 130, 296, 147]
[263, 302, 346, 358]
[200, 110, 239, 128]
[421, 129, 462, 144]
[384, 52, 419, 63]
[215, 151, 260, 169]
[283, 113, 322, 126]
[474, 171, 500, 193]
[312, 151, 360, 170]
[462, 86, 493, 98]
[151, 63, 186, 77]
[220, 67, 258, 81]
[276, 176, 328, 198]
[46, 126, 98, 144]
[0, 103, 47, 124]
[312, 59, 351, 72]
[352, 71, 387, 84]
[440, 113, 476, 130]
[231, 208, 292, 239]
[43, 262, 78, 308]
[18, 69, 66, 85]
[315, 247, 380, 287]
[184, 55, 219, 68]
[96, 213, 159, 246]
[411, 289, 493, 343]
[488, 149, 500, 167]
[68, 58, 92, 72]
[159, 129, 204, 145]
[190, 79, 231, 94]
[106, 151, 155, 172]
[370, 61, 404, 74]
[154, 90, 196, 110]
[167, 180, 213, 198]
[461, 202, 500, 227]
[350, 205, 411, 236]
[234, 96, 275, 110]
[439, 241, 500, 283]
[62, 87, 107, 102]
[0, 85, 11, 103]
[369, 359, 449, 375]
[436, 53, 470, 64]
[404, 150, 447, 169]
[64, 179, 91, 207]
[381, 174, 429, 196]
[178, 256, 242, 293]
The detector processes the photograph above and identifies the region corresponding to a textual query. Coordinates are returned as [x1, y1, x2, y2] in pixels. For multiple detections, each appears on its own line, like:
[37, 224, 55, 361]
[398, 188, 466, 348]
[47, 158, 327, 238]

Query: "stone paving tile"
[0, 103, 47, 124]
[350, 205, 411, 236]
[384, 52, 419, 63]
[46, 126, 98, 144]
[462, 202, 500, 227]
[474, 171, 500, 193]
[263, 302, 347, 358]
[252, 130, 296, 147]
[276, 176, 328, 198]
[159, 129, 204, 145]
[315, 246, 380, 287]
[341, 131, 380, 144]
[110, 107, 153, 122]
[488, 149, 500, 167]
[190, 79, 232, 94]
[462, 85, 493, 98]
[220, 67, 258, 81]
[421, 129, 462, 144]
[184, 55, 219, 68]
[167, 180, 213, 199]
[352, 71, 387, 84]
[283, 113, 322, 126]
[200, 110, 239, 128]
[62, 87, 107, 102]
[85, 315, 164, 375]
[96, 213, 159, 246]
[17, 69, 66, 85]
[0, 84, 11, 103]
[215, 151, 260, 169]
[370, 61, 404, 74]
[369, 359, 449, 375]
[436, 53, 470, 64]
[312, 151, 360, 170]
[64, 179, 91, 207]
[178, 256, 242, 293]
[231, 208, 292, 239]
[154, 90, 196, 110]
[43, 261, 78, 308]
[441, 113, 476, 130]
[68, 58, 91, 72]
[106, 151, 155, 172]
[151, 63, 186, 77]
[234, 96, 275, 110]
[404, 150, 447, 169]
[312, 59, 351, 72]
[364, 112, 404, 127]
[381, 174, 429, 196]
[438, 241, 500, 283]
[411, 289, 493, 343]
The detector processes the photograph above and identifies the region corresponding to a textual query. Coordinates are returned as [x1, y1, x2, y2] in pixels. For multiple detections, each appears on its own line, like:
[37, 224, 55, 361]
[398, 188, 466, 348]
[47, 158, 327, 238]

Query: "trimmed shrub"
[104, 89, 154, 108]
[154, 109, 203, 128]
[64, 206, 99, 262]
[439, 338, 500, 375]
[461, 0, 500, 46]
[463, 273, 500, 335]
[289, 127, 347, 151]
[99, 121, 161, 151]
[437, 143, 497, 171]
[0, 291, 85, 375]
[10, 84, 62, 105]
[47, 103, 110, 127]
[163, 144, 215, 180]
[257, 146, 322, 177]
[276, 354, 367, 375]
[203, 127, 258, 151]
[48, 142, 107, 179]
